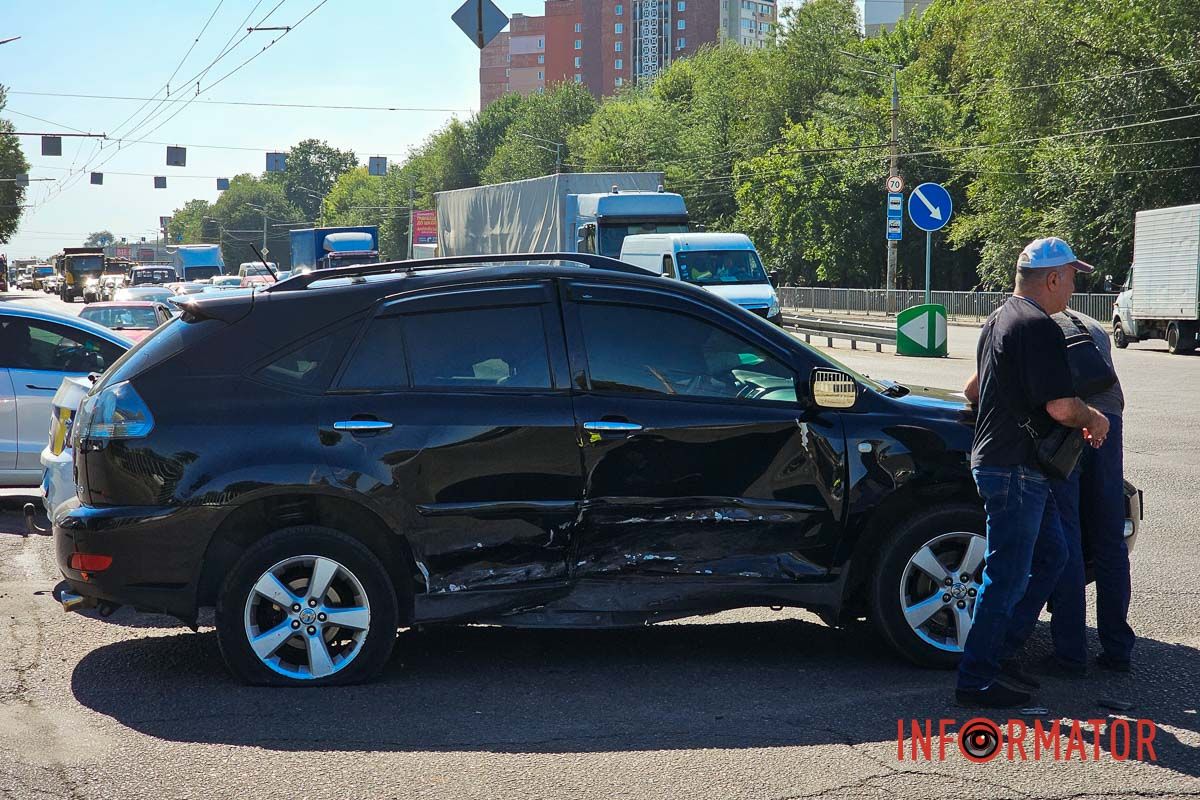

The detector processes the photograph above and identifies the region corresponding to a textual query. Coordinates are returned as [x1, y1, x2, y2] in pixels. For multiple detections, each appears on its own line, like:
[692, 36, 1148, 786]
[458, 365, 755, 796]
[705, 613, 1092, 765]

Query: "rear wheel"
[216, 525, 399, 686]
[1167, 322, 1196, 354]
[1112, 320, 1128, 349]
[870, 504, 986, 669]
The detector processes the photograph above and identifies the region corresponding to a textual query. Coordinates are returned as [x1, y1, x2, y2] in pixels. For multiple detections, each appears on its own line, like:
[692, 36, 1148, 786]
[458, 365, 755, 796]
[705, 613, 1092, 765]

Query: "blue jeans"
[958, 466, 1069, 690]
[1049, 414, 1134, 663]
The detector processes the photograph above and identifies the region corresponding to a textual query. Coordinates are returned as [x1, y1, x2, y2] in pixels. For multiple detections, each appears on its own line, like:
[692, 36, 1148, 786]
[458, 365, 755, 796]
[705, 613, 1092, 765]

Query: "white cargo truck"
[1113, 203, 1200, 354]
[435, 172, 688, 260]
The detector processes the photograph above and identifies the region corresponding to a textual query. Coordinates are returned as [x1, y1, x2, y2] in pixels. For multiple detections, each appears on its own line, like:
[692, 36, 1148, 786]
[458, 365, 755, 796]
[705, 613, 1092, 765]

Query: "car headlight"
[767, 297, 781, 317]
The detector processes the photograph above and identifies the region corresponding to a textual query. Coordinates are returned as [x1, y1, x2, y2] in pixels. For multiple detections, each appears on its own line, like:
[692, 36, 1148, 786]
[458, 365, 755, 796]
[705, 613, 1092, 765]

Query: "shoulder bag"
[1062, 311, 1117, 398]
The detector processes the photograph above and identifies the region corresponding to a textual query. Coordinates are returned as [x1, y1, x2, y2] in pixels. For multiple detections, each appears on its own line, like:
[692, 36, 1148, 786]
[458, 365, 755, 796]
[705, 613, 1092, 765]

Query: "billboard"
[115, 246, 132, 259]
[412, 210, 438, 245]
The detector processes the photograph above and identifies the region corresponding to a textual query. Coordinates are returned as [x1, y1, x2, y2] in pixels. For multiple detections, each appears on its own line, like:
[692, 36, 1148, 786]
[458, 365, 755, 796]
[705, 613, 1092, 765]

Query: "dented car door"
[561, 280, 847, 584]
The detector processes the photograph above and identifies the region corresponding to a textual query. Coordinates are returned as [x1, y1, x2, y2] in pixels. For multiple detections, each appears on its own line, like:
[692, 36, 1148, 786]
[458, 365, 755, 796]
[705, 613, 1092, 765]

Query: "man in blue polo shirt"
[957, 237, 1110, 708]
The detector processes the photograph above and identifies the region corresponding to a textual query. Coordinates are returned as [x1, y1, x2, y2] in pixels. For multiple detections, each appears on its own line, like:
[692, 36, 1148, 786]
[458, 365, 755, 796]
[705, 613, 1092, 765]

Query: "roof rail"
[266, 252, 646, 292]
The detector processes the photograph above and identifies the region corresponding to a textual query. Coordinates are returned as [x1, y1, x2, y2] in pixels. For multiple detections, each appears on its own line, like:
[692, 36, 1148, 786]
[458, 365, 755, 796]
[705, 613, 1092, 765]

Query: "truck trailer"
[289, 226, 379, 272]
[434, 172, 689, 260]
[1113, 203, 1200, 354]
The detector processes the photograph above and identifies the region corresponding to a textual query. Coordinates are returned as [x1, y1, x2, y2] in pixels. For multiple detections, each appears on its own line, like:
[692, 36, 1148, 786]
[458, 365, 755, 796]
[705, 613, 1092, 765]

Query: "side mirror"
[768, 269, 780, 286]
[811, 368, 857, 409]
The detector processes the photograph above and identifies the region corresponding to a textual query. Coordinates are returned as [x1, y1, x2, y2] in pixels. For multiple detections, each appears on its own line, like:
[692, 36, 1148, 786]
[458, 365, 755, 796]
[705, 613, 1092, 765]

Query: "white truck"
[1113, 203, 1200, 354]
[434, 172, 689, 260]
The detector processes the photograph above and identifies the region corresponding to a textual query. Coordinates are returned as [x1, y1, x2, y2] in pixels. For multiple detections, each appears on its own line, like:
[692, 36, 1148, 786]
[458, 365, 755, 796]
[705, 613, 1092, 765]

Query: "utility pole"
[886, 66, 900, 314]
[407, 187, 415, 260]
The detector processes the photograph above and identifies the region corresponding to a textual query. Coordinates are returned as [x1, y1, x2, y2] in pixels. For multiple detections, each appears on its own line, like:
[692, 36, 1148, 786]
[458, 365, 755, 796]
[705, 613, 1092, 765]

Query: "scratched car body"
[51, 253, 1142, 686]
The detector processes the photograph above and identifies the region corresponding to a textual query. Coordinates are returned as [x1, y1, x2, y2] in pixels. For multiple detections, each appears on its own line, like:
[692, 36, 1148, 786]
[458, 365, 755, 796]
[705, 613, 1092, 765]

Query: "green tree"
[0, 85, 30, 246]
[283, 139, 359, 221]
[166, 199, 212, 245]
[83, 230, 115, 248]
[208, 174, 303, 267]
[482, 83, 598, 183]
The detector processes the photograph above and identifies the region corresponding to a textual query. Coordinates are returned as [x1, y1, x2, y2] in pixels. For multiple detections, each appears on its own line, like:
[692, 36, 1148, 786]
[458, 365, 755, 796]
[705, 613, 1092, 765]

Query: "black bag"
[1019, 417, 1085, 481]
[1062, 312, 1117, 398]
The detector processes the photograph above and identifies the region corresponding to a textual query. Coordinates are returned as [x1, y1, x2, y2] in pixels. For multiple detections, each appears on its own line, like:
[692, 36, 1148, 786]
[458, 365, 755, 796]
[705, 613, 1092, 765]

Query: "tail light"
[75, 380, 155, 442]
[69, 553, 112, 572]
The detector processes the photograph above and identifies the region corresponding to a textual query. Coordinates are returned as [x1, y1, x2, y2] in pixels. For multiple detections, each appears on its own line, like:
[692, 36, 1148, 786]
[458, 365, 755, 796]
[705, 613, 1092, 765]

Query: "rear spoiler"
[174, 289, 257, 324]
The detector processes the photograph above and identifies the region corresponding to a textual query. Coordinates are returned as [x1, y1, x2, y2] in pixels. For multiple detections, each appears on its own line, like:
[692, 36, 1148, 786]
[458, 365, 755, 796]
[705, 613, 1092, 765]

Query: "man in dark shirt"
[957, 237, 1110, 708]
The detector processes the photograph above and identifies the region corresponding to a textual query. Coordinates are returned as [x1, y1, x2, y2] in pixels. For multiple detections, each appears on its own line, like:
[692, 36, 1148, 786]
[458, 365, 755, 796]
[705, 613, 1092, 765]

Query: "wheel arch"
[196, 492, 423, 624]
[837, 479, 980, 622]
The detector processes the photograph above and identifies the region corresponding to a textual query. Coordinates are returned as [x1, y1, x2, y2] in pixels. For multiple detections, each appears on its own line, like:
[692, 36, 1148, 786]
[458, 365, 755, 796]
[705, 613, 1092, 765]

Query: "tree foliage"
[161, 0, 1200, 287]
[83, 230, 115, 248]
[0, 85, 30, 246]
[207, 174, 303, 268]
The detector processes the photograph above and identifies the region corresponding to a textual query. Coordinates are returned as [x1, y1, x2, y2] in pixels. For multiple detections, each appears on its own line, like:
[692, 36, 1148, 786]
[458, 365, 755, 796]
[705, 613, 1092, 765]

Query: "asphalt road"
[2, 292, 1199, 799]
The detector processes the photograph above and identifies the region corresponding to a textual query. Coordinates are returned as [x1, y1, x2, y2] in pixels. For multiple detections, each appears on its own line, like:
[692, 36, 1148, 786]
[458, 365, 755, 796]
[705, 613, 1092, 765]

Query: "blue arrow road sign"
[908, 182, 952, 232]
[887, 192, 903, 219]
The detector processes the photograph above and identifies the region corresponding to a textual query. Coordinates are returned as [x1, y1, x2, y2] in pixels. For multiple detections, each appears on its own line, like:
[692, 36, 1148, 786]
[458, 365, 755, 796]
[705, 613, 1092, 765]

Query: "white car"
[40, 375, 92, 516]
[0, 305, 130, 491]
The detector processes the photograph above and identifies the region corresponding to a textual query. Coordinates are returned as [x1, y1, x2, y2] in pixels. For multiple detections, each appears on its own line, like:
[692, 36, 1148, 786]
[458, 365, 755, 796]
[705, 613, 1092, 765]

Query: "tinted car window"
[406, 306, 551, 389]
[257, 328, 354, 390]
[339, 316, 409, 390]
[579, 304, 795, 401]
[0, 317, 124, 372]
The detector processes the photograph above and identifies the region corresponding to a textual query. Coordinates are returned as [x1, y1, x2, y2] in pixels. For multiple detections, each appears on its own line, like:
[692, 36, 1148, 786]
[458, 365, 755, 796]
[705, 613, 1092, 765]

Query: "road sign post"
[907, 182, 953, 305]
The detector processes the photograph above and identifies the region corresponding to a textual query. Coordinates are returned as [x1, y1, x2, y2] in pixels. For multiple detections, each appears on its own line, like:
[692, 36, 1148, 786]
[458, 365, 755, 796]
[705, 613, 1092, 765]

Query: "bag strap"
[1062, 310, 1091, 337]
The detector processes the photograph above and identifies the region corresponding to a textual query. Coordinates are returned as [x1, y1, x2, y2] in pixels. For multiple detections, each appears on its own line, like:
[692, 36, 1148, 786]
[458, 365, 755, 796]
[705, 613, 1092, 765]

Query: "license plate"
[50, 407, 73, 456]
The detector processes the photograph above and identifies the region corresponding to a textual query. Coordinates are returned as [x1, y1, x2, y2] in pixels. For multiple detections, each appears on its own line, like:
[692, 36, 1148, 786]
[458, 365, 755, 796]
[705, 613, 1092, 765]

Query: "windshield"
[676, 250, 769, 286]
[68, 255, 104, 274]
[213, 276, 242, 287]
[34, 266, 53, 276]
[184, 266, 222, 281]
[131, 268, 176, 285]
[599, 222, 688, 258]
[80, 306, 160, 330]
[323, 253, 377, 270]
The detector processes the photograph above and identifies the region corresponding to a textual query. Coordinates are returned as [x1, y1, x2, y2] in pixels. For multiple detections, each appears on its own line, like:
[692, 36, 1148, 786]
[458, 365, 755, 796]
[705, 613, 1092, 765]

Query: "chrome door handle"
[583, 421, 643, 433]
[333, 420, 394, 433]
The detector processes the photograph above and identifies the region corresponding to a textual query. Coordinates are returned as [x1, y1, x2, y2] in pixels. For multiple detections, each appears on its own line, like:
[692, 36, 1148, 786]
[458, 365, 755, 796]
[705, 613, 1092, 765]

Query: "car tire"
[870, 504, 986, 669]
[215, 525, 399, 687]
[1112, 320, 1128, 349]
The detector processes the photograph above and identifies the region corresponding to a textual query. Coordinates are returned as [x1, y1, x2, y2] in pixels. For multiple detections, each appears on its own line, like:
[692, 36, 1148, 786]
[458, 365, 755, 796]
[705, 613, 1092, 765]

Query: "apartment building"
[858, 0, 931, 35]
[480, 0, 777, 107]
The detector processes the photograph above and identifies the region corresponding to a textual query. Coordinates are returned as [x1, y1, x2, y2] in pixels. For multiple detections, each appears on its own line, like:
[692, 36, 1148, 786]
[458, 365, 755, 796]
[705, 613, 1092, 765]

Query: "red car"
[78, 301, 174, 342]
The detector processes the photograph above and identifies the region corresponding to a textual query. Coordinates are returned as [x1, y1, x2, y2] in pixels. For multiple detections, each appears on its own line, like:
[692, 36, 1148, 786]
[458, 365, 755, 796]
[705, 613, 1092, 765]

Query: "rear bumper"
[53, 500, 223, 623]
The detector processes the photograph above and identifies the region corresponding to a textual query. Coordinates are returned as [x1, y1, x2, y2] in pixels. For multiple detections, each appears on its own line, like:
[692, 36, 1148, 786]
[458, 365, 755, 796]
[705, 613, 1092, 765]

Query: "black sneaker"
[998, 658, 1041, 690]
[955, 683, 1033, 709]
[1039, 654, 1087, 678]
[1096, 653, 1132, 673]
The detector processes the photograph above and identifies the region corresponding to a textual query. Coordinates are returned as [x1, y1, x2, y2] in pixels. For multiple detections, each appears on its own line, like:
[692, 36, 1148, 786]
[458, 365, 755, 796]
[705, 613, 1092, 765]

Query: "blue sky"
[2, 0, 545, 258]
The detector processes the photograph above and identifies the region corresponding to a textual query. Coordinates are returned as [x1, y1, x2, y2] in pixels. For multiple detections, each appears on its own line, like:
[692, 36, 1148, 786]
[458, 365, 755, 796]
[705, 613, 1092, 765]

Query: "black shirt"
[971, 296, 1076, 469]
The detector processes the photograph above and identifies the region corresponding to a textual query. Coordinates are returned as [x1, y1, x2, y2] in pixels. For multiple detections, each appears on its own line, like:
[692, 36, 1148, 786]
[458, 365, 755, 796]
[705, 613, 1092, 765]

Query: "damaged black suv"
[54, 253, 1141, 686]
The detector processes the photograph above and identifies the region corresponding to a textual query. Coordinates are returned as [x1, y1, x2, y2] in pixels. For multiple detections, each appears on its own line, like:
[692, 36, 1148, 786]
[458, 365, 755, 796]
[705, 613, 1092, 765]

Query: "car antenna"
[248, 244, 278, 280]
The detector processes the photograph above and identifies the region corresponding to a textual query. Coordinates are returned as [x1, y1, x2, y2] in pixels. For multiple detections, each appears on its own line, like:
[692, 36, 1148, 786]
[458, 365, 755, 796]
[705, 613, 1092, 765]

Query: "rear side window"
[258, 331, 350, 389]
[339, 317, 408, 390]
[406, 306, 551, 389]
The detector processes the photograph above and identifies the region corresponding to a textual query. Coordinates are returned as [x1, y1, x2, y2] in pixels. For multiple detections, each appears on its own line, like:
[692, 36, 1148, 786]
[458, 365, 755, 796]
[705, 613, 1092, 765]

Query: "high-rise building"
[858, 0, 931, 36]
[480, 0, 778, 107]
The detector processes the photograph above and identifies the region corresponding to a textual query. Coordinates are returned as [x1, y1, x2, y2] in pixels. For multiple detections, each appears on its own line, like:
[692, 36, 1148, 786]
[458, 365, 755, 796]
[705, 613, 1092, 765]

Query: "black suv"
[54, 254, 1141, 686]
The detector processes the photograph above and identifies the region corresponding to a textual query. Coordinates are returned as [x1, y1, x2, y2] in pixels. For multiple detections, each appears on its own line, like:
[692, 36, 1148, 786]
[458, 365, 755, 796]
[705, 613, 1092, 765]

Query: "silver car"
[0, 306, 130, 489]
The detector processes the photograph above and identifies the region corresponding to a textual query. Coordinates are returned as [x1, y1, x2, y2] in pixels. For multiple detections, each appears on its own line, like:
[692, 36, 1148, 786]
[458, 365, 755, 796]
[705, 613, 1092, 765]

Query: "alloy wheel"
[242, 555, 372, 680]
[899, 531, 985, 653]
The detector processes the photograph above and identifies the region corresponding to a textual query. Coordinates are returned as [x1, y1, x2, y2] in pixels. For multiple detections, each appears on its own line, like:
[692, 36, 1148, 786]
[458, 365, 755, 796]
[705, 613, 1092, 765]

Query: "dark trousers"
[959, 466, 1069, 690]
[1048, 413, 1135, 663]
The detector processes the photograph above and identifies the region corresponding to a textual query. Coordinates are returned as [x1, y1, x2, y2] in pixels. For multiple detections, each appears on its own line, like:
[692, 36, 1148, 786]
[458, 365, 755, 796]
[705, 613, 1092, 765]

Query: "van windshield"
[599, 222, 688, 258]
[676, 250, 768, 286]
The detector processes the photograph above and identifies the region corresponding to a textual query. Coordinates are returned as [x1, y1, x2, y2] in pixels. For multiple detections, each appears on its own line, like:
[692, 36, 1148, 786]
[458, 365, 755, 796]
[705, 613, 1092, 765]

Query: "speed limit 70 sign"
[886, 175, 904, 193]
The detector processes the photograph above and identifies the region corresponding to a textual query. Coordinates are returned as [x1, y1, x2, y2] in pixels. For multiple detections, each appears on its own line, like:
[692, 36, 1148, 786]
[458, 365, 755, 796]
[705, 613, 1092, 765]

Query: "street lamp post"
[517, 133, 565, 173]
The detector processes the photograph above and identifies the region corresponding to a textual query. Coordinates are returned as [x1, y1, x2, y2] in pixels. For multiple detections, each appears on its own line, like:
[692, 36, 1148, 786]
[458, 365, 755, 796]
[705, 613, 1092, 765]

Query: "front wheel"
[870, 504, 986, 669]
[1112, 320, 1129, 349]
[216, 525, 399, 686]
